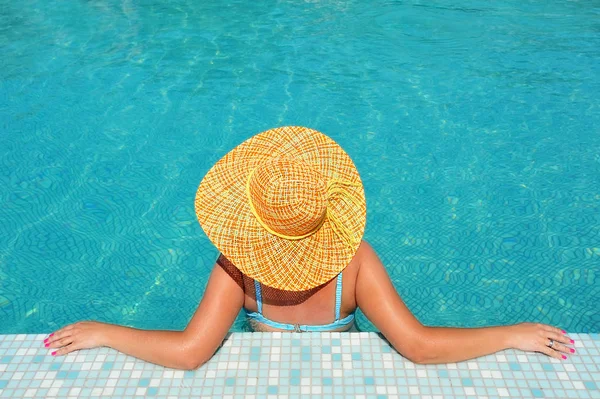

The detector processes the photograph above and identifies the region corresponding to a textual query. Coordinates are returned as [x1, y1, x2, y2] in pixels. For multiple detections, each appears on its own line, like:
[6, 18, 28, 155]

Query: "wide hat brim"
[195, 126, 366, 291]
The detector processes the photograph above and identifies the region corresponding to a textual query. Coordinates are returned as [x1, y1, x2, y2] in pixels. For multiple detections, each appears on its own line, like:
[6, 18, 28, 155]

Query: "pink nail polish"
[43, 338, 48, 343]
[570, 339, 575, 344]
[570, 348, 575, 353]
[51, 351, 57, 356]
[562, 355, 567, 360]
[49, 333, 54, 337]
[561, 330, 566, 334]
[44, 343, 49, 348]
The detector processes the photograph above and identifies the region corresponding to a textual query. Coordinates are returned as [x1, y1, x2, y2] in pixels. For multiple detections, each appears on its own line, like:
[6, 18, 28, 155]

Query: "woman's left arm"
[45, 262, 245, 370]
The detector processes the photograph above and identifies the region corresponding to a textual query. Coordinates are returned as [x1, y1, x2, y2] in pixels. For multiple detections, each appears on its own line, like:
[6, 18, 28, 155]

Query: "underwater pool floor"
[0, 332, 598, 399]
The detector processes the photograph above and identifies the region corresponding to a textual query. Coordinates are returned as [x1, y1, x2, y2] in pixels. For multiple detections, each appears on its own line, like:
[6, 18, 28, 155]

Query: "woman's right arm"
[355, 241, 574, 364]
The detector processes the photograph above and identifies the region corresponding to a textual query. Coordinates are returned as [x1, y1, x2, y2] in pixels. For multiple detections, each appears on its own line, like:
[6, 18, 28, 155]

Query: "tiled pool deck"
[0, 332, 598, 399]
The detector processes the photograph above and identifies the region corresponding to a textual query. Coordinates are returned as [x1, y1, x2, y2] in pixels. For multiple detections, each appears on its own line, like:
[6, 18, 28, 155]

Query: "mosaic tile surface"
[0, 332, 598, 398]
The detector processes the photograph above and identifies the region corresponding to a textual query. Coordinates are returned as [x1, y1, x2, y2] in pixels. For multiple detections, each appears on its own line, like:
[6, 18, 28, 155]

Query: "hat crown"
[248, 157, 328, 238]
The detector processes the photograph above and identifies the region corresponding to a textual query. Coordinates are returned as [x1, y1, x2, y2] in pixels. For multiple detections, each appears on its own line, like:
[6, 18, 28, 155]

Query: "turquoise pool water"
[1, 0, 598, 334]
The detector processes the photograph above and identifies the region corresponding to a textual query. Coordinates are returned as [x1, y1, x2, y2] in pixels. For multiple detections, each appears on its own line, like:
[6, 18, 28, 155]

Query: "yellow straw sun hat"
[195, 126, 366, 291]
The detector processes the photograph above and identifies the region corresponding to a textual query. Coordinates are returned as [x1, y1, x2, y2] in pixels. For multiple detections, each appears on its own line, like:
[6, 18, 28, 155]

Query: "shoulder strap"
[254, 280, 263, 314]
[334, 273, 343, 321]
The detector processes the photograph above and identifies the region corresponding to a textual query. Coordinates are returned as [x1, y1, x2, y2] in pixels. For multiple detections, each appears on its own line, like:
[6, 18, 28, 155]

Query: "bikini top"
[245, 272, 355, 332]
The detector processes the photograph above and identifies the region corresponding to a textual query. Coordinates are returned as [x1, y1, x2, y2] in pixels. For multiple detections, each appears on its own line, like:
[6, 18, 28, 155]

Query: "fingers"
[538, 344, 565, 361]
[536, 324, 576, 360]
[52, 343, 80, 356]
[43, 323, 80, 356]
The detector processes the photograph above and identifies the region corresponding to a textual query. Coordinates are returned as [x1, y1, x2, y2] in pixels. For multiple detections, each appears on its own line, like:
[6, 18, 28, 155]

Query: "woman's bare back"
[217, 246, 362, 332]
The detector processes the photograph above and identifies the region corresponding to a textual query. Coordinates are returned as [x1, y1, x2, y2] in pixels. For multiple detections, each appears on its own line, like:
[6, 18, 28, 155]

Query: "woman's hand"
[507, 322, 575, 360]
[43, 321, 110, 356]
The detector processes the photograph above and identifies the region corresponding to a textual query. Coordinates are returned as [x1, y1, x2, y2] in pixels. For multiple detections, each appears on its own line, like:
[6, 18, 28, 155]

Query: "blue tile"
[147, 387, 158, 396]
[301, 347, 310, 354]
[301, 353, 311, 361]
[292, 339, 301, 346]
[184, 371, 194, 378]
[332, 339, 341, 346]
[509, 362, 521, 371]
[0, 381, 8, 389]
[364, 377, 374, 385]
[251, 347, 261, 354]
[584, 381, 597, 390]
[250, 354, 260, 361]
[102, 362, 113, 370]
[542, 364, 554, 371]
[531, 388, 544, 398]
[290, 377, 300, 386]
[377, 396, 388, 399]
[332, 354, 342, 361]
[323, 377, 332, 386]
[67, 371, 79, 379]
[268, 386, 278, 394]
[352, 353, 362, 361]
[438, 370, 449, 378]
[57, 371, 67, 379]
[0, 356, 13, 364]
[322, 346, 331, 354]
[462, 378, 473, 387]
[138, 379, 150, 387]
[33, 355, 44, 363]
[225, 378, 235, 386]
[291, 369, 301, 378]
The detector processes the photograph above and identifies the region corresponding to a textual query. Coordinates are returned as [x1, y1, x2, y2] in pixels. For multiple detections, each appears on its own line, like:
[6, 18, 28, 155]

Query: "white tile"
[24, 389, 37, 398]
[409, 386, 419, 394]
[102, 387, 115, 396]
[573, 381, 585, 390]
[565, 364, 576, 372]
[173, 370, 184, 379]
[557, 372, 569, 380]
[135, 387, 147, 396]
[498, 388, 509, 397]
[465, 387, 476, 396]
[247, 377, 257, 386]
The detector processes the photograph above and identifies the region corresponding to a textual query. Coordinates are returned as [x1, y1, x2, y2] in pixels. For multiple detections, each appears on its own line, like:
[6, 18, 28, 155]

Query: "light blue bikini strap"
[254, 280, 263, 314]
[335, 273, 343, 321]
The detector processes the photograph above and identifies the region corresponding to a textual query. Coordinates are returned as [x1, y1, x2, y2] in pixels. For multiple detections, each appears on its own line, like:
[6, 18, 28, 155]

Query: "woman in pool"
[44, 126, 575, 370]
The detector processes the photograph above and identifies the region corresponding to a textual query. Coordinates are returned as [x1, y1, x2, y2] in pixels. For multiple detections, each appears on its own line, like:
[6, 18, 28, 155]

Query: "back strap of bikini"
[334, 273, 342, 321]
[254, 280, 263, 314]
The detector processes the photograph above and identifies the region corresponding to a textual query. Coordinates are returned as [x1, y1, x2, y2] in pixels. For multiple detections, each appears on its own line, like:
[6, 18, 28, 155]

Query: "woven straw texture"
[195, 126, 366, 291]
